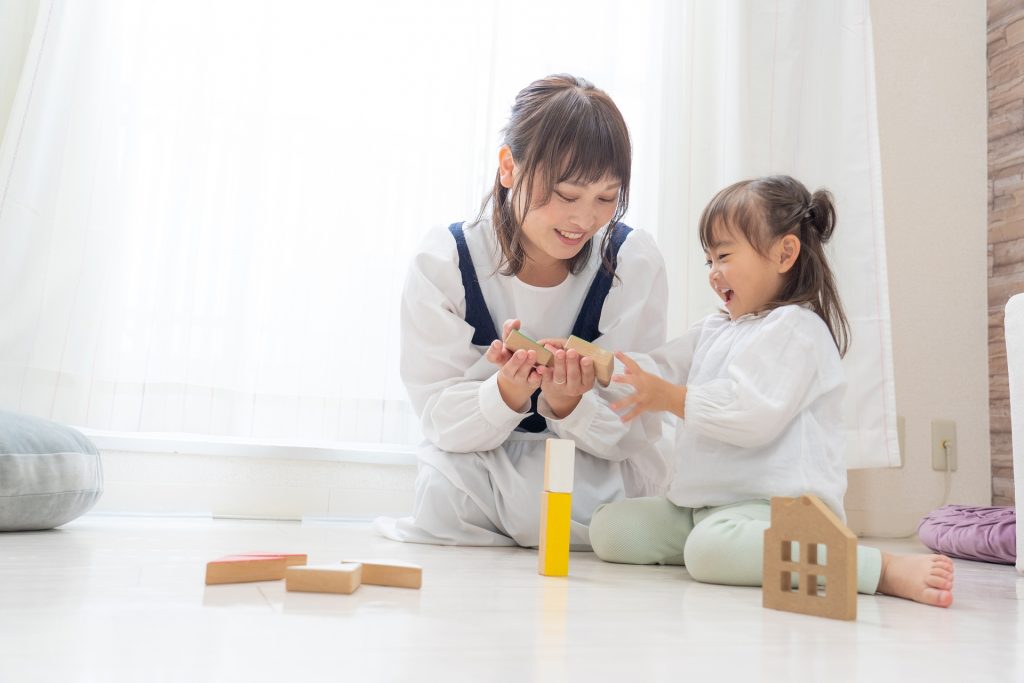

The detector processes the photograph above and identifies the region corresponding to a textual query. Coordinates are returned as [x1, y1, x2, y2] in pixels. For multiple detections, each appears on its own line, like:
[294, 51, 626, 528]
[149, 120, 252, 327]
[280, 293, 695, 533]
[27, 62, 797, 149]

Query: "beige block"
[285, 563, 362, 594]
[340, 560, 422, 589]
[504, 329, 554, 367]
[205, 556, 287, 585]
[564, 335, 614, 386]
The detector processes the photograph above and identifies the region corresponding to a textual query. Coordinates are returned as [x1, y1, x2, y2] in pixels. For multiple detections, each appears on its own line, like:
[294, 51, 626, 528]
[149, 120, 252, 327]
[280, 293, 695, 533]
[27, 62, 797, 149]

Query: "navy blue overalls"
[448, 221, 633, 433]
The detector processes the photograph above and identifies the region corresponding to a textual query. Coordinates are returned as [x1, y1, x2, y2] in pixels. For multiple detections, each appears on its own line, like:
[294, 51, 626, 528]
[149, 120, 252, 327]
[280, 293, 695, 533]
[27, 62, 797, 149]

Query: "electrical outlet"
[931, 419, 957, 472]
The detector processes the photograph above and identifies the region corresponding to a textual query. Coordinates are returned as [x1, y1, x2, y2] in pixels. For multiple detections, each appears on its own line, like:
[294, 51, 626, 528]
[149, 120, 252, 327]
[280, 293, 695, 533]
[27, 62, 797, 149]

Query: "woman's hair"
[698, 175, 850, 357]
[479, 74, 631, 277]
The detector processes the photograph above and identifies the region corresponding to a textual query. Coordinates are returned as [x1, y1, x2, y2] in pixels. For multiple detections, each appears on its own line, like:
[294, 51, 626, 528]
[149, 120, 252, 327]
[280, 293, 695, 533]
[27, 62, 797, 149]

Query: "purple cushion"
[917, 505, 1016, 565]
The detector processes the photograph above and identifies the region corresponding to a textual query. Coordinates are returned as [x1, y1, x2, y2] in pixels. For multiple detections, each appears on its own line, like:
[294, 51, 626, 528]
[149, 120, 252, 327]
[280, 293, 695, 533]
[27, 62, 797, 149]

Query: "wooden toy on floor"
[286, 563, 362, 595]
[762, 494, 857, 620]
[564, 335, 614, 386]
[538, 438, 575, 577]
[504, 329, 554, 367]
[205, 554, 424, 594]
[205, 555, 293, 585]
[238, 552, 308, 567]
[340, 560, 422, 588]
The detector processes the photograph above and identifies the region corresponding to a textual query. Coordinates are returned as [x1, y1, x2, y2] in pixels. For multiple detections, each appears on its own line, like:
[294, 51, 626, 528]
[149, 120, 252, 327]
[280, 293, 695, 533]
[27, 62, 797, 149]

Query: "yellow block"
[538, 491, 572, 576]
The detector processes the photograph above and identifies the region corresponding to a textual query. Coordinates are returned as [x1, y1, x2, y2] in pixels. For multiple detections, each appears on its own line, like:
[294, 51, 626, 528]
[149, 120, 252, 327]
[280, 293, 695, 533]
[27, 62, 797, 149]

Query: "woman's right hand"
[485, 319, 540, 409]
[486, 319, 522, 367]
[496, 349, 543, 411]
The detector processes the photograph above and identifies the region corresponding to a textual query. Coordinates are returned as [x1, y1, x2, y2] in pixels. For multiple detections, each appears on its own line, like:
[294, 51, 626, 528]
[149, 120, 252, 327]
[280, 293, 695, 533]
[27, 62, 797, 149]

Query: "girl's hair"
[698, 175, 850, 357]
[479, 74, 631, 277]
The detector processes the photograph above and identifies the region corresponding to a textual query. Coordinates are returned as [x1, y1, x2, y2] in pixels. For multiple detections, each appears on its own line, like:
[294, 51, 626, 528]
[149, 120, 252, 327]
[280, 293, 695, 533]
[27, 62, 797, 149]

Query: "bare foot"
[876, 552, 954, 607]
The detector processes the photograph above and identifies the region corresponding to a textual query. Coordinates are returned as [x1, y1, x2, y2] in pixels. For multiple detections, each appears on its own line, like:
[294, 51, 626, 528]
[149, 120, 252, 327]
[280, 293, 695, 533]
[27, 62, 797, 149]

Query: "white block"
[544, 439, 575, 493]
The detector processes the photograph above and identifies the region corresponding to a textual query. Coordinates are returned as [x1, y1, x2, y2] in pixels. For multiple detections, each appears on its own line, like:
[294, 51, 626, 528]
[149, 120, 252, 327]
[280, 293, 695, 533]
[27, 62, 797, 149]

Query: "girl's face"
[704, 224, 789, 320]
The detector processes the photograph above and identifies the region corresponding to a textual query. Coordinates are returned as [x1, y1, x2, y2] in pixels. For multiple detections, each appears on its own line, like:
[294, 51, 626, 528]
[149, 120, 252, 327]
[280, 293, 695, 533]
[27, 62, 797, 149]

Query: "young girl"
[590, 175, 955, 607]
[375, 74, 670, 547]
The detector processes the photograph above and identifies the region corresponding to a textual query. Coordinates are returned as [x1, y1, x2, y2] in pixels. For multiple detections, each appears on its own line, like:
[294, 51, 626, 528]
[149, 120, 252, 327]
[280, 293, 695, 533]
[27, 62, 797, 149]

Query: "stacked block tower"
[539, 438, 575, 576]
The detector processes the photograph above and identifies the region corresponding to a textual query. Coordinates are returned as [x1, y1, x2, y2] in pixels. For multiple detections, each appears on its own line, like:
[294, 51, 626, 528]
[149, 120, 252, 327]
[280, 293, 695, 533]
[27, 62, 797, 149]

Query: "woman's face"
[517, 175, 621, 266]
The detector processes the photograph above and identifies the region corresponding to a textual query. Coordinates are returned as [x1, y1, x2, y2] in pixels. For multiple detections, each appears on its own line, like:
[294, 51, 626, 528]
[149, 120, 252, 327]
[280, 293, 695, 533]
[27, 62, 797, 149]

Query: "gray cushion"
[0, 410, 103, 531]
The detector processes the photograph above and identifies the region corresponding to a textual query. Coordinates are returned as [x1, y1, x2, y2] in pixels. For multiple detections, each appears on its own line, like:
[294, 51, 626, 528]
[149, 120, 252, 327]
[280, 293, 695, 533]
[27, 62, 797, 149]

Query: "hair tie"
[802, 205, 813, 222]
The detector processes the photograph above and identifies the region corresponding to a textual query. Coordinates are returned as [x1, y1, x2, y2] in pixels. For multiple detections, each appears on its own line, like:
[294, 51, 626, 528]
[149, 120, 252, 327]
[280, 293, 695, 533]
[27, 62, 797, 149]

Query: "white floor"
[1, 516, 1021, 683]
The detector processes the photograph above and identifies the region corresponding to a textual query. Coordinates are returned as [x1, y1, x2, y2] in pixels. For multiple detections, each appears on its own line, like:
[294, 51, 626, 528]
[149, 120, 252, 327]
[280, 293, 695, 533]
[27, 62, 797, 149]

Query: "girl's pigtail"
[808, 190, 837, 243]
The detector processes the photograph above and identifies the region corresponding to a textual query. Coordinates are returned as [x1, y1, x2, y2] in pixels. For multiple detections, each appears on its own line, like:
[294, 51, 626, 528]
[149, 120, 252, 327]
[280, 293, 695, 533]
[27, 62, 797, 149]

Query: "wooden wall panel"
[988, 1, 1024, 506]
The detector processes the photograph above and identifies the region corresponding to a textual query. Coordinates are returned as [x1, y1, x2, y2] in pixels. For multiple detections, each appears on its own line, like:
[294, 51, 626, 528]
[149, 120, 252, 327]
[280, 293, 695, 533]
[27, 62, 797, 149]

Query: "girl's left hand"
[538, 347, 596, 418]
[610, 352, 685, 422]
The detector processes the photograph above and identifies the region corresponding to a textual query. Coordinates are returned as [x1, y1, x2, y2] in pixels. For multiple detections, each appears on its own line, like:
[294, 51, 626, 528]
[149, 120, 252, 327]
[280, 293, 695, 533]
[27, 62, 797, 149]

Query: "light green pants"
[589, 497, 883, 595]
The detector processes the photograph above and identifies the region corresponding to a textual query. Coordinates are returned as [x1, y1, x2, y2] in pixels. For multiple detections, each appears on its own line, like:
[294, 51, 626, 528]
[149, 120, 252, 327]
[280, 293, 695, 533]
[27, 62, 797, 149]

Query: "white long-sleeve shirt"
[640, 304, 849, 518]
[400, 217, 671, 496]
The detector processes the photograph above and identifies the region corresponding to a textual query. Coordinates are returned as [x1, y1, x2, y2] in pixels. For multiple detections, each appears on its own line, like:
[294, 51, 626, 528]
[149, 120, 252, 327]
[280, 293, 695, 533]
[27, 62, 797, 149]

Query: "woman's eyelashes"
[553, 191, 618, 204]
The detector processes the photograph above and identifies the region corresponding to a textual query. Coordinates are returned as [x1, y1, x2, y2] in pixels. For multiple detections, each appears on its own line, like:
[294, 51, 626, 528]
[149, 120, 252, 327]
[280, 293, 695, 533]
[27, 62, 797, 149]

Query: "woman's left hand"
[538, 347, 596, 418]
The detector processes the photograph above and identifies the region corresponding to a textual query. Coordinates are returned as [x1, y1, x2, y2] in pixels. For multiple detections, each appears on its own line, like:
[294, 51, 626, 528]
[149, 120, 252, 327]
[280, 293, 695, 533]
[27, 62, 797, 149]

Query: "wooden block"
[504, 329, 554, 367]
[340, 560, 422, 589]
[285, 563, 362, 595]
[544, 439, 575, 493]
[538, 491, 572, 576]
[205, 555, 288, 585]
[762, 495, 857, 621]
[564, 335, 614, 386]
[236, 553, 308, 567]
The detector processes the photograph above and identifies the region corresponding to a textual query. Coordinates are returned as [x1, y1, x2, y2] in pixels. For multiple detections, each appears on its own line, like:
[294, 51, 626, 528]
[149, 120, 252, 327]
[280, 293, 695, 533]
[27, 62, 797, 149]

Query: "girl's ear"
[498, 146, 516, 189]
[777, 234, 801, 274]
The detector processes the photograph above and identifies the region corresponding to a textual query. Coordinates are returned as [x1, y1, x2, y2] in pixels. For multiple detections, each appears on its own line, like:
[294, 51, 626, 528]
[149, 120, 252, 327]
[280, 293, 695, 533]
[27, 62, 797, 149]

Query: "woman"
[376, 74, 669, 547]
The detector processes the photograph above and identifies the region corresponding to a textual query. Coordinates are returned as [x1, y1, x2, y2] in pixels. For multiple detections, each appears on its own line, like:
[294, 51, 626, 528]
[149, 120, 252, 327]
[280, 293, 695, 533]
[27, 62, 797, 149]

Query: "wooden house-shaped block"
[763, 494, 857, 620]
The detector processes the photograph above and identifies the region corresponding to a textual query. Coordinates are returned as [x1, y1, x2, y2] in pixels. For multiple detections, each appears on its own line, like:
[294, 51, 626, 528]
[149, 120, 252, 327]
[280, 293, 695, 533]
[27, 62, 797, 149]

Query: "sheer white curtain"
[640, 1, 899, 469]
[0, 0, 896, 468]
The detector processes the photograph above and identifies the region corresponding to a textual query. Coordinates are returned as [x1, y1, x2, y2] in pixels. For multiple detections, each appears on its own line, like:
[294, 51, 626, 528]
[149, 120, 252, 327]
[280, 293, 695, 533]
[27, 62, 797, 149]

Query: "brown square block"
[341, 559, 422, 589]
[285, 563, 362, 595]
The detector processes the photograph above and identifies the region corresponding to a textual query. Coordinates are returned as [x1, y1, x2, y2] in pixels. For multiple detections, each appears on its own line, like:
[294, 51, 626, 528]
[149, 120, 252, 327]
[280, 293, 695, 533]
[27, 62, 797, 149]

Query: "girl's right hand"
[610, 352, 687, 421]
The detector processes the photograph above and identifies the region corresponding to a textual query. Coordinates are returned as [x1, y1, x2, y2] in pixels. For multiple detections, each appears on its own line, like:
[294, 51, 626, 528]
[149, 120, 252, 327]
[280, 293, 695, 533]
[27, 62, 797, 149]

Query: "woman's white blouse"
[400, 218, 671, 495]
[642, 304, 849, 518]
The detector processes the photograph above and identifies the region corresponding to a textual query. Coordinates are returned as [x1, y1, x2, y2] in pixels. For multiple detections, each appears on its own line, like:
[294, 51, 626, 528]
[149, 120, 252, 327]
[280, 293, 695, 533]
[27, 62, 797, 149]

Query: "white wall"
[95, 449, 416, 520]
[845, 0, 990, 535]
